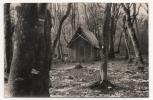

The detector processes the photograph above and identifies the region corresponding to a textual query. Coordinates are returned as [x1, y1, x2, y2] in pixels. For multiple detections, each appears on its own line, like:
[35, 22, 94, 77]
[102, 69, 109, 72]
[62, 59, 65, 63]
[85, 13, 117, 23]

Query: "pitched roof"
[67, 27, 100, 49]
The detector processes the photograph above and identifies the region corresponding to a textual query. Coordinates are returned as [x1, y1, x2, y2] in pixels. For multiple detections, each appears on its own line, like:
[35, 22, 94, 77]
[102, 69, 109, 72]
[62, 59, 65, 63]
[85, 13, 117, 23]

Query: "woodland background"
[4, 3, 148, 97]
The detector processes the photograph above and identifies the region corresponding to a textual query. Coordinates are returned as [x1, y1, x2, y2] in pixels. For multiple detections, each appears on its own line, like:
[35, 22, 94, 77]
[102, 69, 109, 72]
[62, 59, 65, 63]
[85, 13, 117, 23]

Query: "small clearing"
[50, 58, 148, 97]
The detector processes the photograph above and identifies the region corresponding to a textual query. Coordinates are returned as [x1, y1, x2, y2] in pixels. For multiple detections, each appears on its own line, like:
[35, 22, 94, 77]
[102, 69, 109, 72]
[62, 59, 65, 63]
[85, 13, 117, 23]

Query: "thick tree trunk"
[8, 4, 51, 97]
[31, 4, 52, 96]
[100, 3, 112, 81]
[8, 4, 38, 97]
[4, 3, 13, 77]
[44, 9, 52, 88]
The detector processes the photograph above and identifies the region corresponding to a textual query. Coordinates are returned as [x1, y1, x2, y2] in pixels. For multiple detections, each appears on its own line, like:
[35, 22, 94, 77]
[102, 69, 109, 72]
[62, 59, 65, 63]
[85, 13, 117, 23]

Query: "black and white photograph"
[3, 2, 149, 98]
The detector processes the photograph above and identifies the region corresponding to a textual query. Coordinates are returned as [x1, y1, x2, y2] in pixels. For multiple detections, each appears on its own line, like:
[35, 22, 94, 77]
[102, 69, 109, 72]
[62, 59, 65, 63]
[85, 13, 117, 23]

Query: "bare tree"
[109, 4, 121, 58]
[122, 15, 132, 61]
[100, 3, 112, 82]
[122, 3, 144, 70]
[52, 3, 72, 55]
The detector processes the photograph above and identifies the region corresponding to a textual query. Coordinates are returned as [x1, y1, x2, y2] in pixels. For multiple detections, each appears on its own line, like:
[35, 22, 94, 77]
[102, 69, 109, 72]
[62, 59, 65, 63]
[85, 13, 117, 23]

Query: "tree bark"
[8, 4, 38, 97]
[4, 3, 13, 77]
[31, 4, 52, 96]
[8, 4, 52, 97]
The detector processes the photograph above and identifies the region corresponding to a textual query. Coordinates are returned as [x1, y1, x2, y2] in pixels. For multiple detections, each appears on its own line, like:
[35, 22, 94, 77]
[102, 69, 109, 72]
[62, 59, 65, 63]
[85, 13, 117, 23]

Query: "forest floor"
[50, 56, 149, 97]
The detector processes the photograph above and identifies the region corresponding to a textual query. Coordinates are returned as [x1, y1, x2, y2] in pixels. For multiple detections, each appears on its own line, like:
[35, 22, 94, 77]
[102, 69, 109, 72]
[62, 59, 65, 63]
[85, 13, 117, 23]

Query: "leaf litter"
[50, 59, 148, 97]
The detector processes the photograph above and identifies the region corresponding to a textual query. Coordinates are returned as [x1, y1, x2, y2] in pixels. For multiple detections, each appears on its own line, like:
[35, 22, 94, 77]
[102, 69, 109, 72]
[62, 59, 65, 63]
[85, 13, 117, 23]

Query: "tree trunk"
[44, 9, 52, 88]
[100, 3, 112, 82]
[4, 3, 13, 77]
[109, 4, 120, 58]
[123, 30, 131, 59]
[115, 31, 122, 54]
[57, 40, 63, 60]
[62, 30, 69, 44]
[122, 4, 144, 67]
[8, 4, 51, 97]
[126, 21, 143, 64]
[59, 41, 63, 61]
[122, 16, 132, 61]
[76, 3, 80, 28]
[109, 17, 115, 58]
[32, 5, 52, 96]
[8, 4, 38, 97]
[57, 41, 61, 59]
